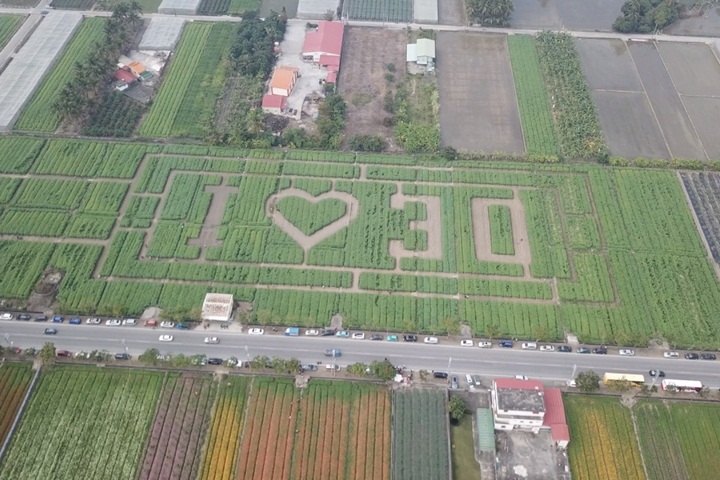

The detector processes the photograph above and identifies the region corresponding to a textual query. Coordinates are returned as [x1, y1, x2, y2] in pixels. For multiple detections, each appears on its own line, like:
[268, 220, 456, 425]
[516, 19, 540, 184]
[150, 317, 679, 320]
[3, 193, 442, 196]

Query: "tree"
[466, 0, 514, 27]
[532, 325, 551, 342]
[448, 395, 468, 422]
[608, 379, 632, 393]
[139, 348, 160, 365]
[441, 317, 461, 336]
[485, 324, 501, 341]
[347, 362, 369, 376]
[39, 342, 56, 367]
[575, 370, 601, 393]
[369, 359, 396, 381]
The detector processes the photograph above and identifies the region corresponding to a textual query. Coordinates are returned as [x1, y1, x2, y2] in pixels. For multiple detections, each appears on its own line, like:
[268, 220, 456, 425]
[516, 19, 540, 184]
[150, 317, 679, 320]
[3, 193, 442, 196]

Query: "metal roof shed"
[297, 0, 339, 20]
[139, 17, 186, 51]
[416, 38, 435, 65]
[201, 293, 234, 322]
[157, 0, 201, 15]
[476, 408, 496, 453]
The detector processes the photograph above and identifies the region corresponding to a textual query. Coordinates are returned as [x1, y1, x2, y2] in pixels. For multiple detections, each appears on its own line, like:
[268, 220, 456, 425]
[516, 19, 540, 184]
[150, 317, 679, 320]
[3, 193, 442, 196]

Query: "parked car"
[191, 355, 207, 366]
[52, 316, 64, 323]
[557, 345, 572, 353]
[371, 334, 383, 341]
[69, 317, 81, 325]
[115, 353, 130, 360]
[74, 351, 90, 359]
[700, 353, 717, 360]
[433, 371, 448, 379]
[144, 319, 157, 327]
[386, 335, 398, 342]
[403, 334, 417, 342]
[122, 318, 137, 326]
[176, 323, 190, 330]
[663, 351, 679, 359]
[619, 349, 635, 356]
[592, 347, 608, 355]
[577, 347, 591, 354]
[450, 376, 459, 389]
[300, 364, 318, 372]
[106, 319, 122, 326]
[160, 321, 175, 328]
[336, 330, 350, 338]
[325, 364, 340, 371]
[539, 345, 555, 352]
[498, 340, 513, 348]
[23, 348, 37, 357]
[324, 349, 342, 357]
[56, 350, 72, 357]
[44, 327, 57, 335]
[424, 336, 439, 344]
[0, 313, 13, 320]
[248, 328, 264, 335]
[470, 375, 483, 388]
[226, 357, 240, 367]
[204, 337, 219, 344]
[460, 339, 474, 347]
[649, 370, 665, 377]
[685, 352, 699, 360]
[86, 317, 101, 324]
[521, 342, 537, 350]
[159, 335, 173, 342]
[305, 329, 320, 336]
[17, 314, 31, 321]
[477, 341, 492, 349]
[34, 315, 48, 322]
[208, 358, 223, 366]
[351, 332, 365, 340]
[320, 329, 336, 336]
[515, 375, 529, 380]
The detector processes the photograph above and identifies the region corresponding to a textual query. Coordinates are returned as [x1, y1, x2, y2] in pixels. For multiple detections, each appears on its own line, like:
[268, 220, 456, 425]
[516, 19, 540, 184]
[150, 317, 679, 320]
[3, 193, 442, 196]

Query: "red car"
[56, 350, 72, 357]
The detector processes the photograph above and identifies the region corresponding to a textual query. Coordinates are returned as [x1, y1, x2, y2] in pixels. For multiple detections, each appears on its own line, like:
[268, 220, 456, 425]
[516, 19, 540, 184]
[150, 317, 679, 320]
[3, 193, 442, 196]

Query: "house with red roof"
[490, 378, 570, 447]
[113, 66, 137, 85]
[261, 93, 287, 115]
[302, 21, 344, 63]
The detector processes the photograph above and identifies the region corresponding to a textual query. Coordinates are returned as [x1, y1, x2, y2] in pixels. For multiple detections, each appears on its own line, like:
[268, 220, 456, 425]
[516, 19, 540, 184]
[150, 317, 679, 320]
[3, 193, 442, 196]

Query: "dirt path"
[471, 188, 532, 276]
[187, 180, 236, 255]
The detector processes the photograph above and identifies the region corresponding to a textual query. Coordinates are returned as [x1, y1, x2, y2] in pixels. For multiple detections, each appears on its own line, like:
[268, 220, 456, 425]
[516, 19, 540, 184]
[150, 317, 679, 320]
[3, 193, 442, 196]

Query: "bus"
[603, 372, 645, 386]
[661, 379, 703, 392]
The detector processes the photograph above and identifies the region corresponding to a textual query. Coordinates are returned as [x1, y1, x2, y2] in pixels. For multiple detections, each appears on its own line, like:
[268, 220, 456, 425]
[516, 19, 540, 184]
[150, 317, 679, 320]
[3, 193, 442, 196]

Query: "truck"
[284, 327, 299, 336]
[324, 349, 341, 357]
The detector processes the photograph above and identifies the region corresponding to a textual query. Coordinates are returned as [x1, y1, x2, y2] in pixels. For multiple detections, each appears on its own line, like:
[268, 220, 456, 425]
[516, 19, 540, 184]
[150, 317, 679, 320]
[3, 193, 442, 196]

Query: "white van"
[325, 364, 340, 371]
[521, 342, 537, 350]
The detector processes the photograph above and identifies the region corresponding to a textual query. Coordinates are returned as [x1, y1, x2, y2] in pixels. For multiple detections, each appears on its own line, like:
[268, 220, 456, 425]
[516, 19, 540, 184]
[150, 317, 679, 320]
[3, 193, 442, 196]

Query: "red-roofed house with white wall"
[491, 378, 570, 447]
[302, 21, 344, 63]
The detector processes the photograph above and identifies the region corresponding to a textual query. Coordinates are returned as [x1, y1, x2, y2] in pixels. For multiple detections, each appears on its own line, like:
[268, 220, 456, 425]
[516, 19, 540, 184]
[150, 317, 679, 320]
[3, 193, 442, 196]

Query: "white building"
[201, 293, 234, 322]
[406, 38, 436, 66]
[491, 378, 546, 431]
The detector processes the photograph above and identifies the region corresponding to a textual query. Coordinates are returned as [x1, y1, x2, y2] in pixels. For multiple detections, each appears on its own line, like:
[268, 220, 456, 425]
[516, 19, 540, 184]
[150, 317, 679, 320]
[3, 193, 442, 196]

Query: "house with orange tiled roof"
[269, 66, 299, 97]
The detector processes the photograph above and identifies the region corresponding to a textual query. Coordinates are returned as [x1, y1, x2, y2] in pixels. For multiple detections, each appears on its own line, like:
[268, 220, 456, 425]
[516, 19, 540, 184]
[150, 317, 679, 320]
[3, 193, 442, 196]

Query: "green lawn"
[0, 15, 23, 51]
[451, 413, 482, 480]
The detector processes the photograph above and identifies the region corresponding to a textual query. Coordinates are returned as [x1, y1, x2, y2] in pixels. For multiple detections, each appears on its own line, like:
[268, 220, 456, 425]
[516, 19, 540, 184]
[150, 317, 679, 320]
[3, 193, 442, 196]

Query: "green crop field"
[0, 137, 718, 346]
[0, 15, 23, 51]
[0, 367, 164, 479]
[345, 0, 412, 22]
[139, 22, 235, 139]
[635, 400, 720, 480]
[0, 362, 33, 446]
[14, 18, 105, 133]
[393, 389, 450, 480]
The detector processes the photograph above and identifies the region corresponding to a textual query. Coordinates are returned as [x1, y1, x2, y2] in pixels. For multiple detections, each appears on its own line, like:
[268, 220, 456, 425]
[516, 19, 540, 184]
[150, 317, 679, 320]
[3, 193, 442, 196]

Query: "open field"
[565, 395, 645, 480]
[393, 389, 449, 480]
[450, 413, 481, 480]
[511, 0, 625, 31]
[139, 373, 217, 480]
[0, 366, 164, 479]
[681, 172, 720, 263]
[13, 17, 105, 133]
[292, 380, 391, 479]
[0, 362, 33, 446]
[139, 22, 235, 139]
[635, 400, 720, 480]
[338, 27, 406, 148]
[0, 15, 23, 50]
[436, 32, 524, 153]
[344, 0, 412, 22]
[0, 138, 719, 346]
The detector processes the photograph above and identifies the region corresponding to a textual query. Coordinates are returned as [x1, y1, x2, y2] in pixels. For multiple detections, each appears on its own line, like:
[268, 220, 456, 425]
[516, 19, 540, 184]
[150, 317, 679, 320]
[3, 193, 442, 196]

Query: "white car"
[465, 374, 475, 390]
[85, 318, 101, 324]
[539, 345, 555, 352]
[515, 375, 529, 380]
[352, 332, 365, 340]
[619, 349, 635, 356]
[159, 334, 173, 342]
[122, 318, 137, 326]
[106, 319, 122, 326]
[248, 328, 264, 335]
[204, 337, 220, 344]
[521, 342, 537, 350]
[424, 336, 439, 344]
[477, 341, 492, 349]
[460, 339, 474, 347]
[663, 351, 679, 359]
[1, 313, 14, 320]
[160, 321, 175, 329]
[305, 329, 320, 336]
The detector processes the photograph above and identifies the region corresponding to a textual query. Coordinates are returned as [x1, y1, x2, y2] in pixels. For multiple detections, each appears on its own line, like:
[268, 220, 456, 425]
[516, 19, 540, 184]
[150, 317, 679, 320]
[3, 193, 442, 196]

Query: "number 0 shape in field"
[267, 188, 360, 251]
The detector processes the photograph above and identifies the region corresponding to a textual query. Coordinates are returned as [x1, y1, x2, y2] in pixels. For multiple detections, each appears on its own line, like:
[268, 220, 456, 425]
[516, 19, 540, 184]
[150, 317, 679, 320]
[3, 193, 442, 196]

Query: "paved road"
[2, 320, 719, 388]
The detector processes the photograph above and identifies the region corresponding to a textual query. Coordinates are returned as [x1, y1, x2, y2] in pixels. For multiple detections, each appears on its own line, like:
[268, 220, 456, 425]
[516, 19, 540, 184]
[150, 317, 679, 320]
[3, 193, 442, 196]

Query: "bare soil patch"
[438, 0, 466, 25]
[338, 27, 406, 150]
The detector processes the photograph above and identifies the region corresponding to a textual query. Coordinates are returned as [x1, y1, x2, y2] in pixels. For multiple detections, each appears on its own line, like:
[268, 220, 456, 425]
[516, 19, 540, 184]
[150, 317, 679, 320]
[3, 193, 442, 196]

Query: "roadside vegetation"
[466, 0, 514, 26]
[613, 0, 679, 33]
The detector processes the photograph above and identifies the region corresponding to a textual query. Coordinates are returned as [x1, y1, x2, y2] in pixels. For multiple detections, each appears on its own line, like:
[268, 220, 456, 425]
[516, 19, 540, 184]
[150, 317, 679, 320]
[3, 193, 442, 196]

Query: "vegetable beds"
[0, 362, 33, 446]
